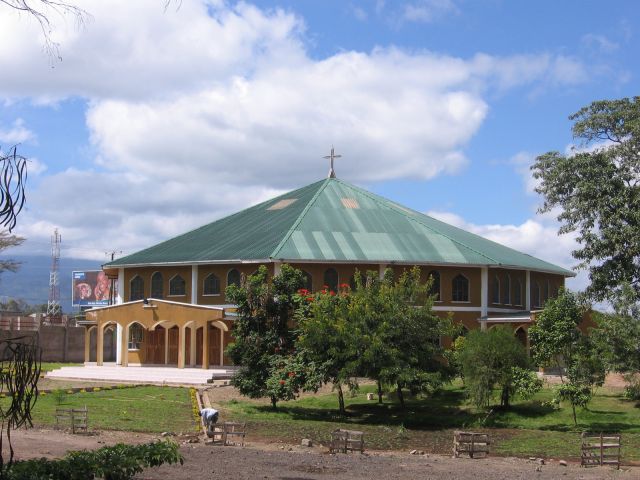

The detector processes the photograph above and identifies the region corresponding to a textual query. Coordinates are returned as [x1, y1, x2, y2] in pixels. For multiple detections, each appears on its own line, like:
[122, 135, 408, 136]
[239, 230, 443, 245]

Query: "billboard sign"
[72, 271, 113, 307]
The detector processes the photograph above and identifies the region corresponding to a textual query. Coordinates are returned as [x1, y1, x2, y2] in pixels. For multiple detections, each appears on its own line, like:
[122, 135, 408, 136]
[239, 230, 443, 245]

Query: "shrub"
[4, 440, 183, 480]
[623, 373, 640, 400]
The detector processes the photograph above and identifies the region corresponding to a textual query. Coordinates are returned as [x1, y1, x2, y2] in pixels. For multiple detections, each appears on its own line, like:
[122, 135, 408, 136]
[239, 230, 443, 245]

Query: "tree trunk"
[397, 383, 405, 409]
[571, 403, 577, 426]
[270, 395, 278, 410]
[377, 380, 383, 404]
[336, 383, 345, 415]
[500, 386, 510, 408]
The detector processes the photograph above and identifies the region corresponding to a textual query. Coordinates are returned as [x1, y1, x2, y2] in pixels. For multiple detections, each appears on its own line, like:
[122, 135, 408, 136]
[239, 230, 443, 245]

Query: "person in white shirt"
[199, 407, 219, 432]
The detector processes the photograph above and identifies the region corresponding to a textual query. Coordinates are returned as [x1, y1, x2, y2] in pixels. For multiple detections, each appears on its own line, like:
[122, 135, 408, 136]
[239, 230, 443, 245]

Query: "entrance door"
[208, 326, 221, 366]
[168, 327, 179, 364]
[145, 328, 165, 364]
[196, 327, 203, 366]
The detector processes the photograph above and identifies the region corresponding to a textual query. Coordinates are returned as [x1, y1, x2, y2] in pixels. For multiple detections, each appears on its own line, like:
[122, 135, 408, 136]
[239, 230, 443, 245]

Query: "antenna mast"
[46, 228, 62, 323]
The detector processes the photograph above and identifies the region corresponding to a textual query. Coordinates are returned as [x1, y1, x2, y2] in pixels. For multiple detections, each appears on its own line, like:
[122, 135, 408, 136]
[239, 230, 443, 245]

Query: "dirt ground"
[8, 427, 637, 480]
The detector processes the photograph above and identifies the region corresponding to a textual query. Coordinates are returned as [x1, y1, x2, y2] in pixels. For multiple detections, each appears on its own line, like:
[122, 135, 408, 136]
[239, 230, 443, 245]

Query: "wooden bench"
[453, 431, 489, 458]
[55, 406, 88, 434]
[221, 421, 246, 446]
[581, 432, 621, 469]
[330, 429, 364, 454]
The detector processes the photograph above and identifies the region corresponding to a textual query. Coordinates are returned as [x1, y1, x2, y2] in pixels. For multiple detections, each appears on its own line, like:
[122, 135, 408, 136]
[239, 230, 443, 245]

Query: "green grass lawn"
[30, 386, 196, 433]
[217, 383, 640, 461]
[39, 362, 82, 373]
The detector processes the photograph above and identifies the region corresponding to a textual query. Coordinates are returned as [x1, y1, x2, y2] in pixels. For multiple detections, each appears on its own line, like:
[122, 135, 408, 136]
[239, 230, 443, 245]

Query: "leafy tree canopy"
[226, 264, 321, 408]
[529, 289, 604, 425]
[457, 325, 537, 409]
[532, 97, 640, 302]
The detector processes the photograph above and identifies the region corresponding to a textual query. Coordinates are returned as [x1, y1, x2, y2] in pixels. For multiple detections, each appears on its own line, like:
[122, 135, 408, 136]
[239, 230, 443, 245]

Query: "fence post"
[600, 432, 603, 466]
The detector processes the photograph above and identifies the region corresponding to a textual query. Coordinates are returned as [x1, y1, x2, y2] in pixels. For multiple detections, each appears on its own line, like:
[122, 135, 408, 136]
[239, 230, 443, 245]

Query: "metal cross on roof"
[323, 146, 341, 178]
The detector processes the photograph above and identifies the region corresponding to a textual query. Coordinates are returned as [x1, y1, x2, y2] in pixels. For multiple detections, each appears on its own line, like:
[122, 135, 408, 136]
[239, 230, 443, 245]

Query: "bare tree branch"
[0, 0, 89, 60]
[0, 146, 27, 233]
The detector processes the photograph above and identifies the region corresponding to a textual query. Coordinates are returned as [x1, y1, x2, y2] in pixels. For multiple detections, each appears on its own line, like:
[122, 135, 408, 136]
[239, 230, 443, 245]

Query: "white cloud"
[0, 0, 305, 102]
[0, 118, 35, 144]
[402, 0, 459, 23]
[0, 1, 599, 259]
[582, 33, 619, 53]
[351, 4, 368, 21]
[27, 157, 47, 175]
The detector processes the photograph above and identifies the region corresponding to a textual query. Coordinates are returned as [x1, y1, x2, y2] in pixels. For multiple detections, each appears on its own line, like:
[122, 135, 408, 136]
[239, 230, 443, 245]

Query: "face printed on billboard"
[72, 271, 114, 307]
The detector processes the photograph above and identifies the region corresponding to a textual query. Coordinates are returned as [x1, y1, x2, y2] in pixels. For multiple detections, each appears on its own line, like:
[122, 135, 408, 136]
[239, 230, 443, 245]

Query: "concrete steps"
[45, 364, 238, 386]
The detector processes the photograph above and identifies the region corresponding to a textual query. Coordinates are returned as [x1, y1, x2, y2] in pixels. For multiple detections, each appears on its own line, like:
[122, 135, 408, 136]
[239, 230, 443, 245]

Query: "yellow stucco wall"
[197, 263, 272, 305]
[124, 266, 193, 302]
[100, 262, 574, 366]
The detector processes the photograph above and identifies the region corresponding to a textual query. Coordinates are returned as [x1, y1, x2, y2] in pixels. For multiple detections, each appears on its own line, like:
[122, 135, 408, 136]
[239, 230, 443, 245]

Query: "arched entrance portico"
[84, 299, 229, 369]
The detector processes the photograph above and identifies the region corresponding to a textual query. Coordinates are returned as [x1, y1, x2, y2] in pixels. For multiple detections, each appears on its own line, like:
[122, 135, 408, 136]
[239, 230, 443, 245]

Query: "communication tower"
[46, 228, 62, 323]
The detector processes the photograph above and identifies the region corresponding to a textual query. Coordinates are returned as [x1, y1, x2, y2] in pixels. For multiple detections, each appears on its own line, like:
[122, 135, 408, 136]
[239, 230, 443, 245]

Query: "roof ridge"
[270, 178, 332, 259]
[334, 178, 500, 265]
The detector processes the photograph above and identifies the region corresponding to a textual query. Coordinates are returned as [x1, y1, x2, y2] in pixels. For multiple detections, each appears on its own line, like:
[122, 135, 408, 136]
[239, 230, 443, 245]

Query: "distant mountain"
[0, 255, 102, 313]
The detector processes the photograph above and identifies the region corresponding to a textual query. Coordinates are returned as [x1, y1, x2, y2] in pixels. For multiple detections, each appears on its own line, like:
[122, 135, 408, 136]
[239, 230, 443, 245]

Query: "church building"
[85, 160, 573, 369]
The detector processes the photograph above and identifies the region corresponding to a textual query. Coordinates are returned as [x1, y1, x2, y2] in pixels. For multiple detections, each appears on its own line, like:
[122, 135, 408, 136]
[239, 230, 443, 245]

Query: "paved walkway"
[46, 363, 238, 386]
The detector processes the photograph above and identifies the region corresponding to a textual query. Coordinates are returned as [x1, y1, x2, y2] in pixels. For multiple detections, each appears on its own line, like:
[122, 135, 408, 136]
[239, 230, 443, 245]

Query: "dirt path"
[7, 428, 638, 480]
[143, 442, 637, 480]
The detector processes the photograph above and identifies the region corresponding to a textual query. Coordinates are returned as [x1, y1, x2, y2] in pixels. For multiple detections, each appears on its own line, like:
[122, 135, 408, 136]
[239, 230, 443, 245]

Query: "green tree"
[591, 284, 640, 398]
[529, 289, 604, 425]
[226, 265, 320, 408]
[366, 268, 451, 408]
[531, 97, 640, 303]
[298, 267, 451, 412]
[457, 326, 538, 409]
[296, 283, 358, 414]
[0, 232, 24, 275]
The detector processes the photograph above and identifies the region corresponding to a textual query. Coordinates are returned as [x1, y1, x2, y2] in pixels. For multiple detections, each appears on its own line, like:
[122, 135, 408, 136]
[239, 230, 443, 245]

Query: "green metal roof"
[105, 178, 574, 276]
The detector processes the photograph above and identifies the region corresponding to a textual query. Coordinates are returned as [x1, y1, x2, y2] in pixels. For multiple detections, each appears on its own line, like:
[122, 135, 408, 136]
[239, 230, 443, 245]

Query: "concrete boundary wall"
[0, 321, 116, 363]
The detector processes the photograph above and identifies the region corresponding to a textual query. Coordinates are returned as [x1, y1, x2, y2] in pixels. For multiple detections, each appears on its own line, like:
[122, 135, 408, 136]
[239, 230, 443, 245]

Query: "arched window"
[130, 275, 144, 301]
[515, 327, 527, 348]
[492, 275, 500, 304]
[128, 323, 144, 350]
[452, 274, 469, 302]
[503, 274, 511, 305]
[169, 274, 186, 296]
[428, 270, 440, 301]
[151, 272, 163, 298]
[533, 282, 541, 308]
[227, 269, 241, 288]
[514, 278, 522, 306]
[323, 268, 338, 293]
[301, 271, 313, 291]
[203, 273, 220, 295]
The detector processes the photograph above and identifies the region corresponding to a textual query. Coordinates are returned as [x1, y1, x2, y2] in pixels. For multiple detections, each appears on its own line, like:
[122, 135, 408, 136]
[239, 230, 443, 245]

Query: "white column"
[480, 267, 488, 331]
[378, 264, 386, 280]
[116, 268, 124, 365]
[191, 265, 198, 305]
[117, 268, 125, 304]
[525, 270, 531, 310]
[273, 261, 282, 276]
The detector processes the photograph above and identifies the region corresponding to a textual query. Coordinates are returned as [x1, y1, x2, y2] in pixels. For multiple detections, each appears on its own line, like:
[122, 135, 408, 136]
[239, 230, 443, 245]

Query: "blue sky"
[0, 0, 638, 292]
